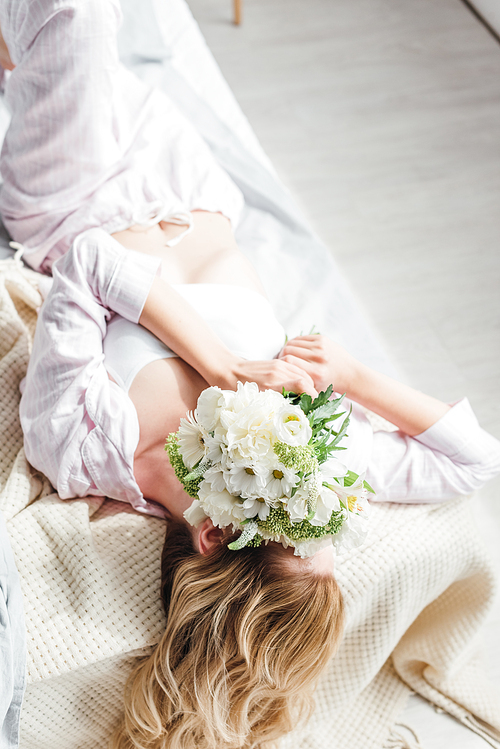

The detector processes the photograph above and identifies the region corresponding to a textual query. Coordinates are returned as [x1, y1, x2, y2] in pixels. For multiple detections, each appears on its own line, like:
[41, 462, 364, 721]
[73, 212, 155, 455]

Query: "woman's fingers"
[284, 335, 324, 347]
[278, 336, 328, 362]
[278, 347, 331, 391]
[230, 359, 317, 397]
[263, 360, 318, 396]
[278, 336, 357, 394]
[279, 345, 323, 363]
[279, 353, 315, 374]
[286, 376, 318, 398]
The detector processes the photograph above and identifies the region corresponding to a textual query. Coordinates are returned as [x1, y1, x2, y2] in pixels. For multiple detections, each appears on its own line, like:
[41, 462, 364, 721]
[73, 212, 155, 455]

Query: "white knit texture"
[1, 257, 499, 749]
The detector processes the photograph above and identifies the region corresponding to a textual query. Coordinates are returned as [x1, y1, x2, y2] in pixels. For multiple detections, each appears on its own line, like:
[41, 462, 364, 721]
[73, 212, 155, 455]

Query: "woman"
[2, 2, 500, 748]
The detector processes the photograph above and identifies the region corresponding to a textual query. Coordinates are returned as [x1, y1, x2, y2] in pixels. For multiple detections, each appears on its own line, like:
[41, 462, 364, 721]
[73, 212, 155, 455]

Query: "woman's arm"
[278, 335, 500, 500]
[140, 277, 317, 396]
[365, 398, 500, 502]
[20, 228, 163, 507]
[278, 335, 448, 435]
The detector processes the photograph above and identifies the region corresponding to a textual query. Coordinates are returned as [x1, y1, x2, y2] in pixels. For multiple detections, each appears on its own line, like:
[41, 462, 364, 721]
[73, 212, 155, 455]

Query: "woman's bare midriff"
[111, 210, 263, 513]
[111, 210, 265, 292]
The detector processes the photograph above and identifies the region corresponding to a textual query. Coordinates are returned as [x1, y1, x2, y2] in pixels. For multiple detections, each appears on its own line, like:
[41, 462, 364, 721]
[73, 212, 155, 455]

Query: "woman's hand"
[279, 334, 451, 436]
[218, 357, 318, 397]
[140, 278, 317, 397]
[277, 335, 358, 394]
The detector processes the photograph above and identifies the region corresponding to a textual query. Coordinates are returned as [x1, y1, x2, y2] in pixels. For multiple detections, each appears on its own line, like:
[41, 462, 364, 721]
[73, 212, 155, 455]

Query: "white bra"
[103, 283, 287, 392]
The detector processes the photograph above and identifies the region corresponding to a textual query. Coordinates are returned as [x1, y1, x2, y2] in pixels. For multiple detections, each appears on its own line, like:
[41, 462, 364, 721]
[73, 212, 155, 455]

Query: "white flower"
[177, 412, 208, 469]
[334, 508, 370, 553]
[219, 383, 259, 428]
[171, 385, 374, 558]
[333, 475, 368, 514]
[204, 431, 227, 465]
[195, 386, 228, 431]
[259, 529, 290, 546]
[262, 463, 300, 500]
[225, 463, 268, 497]
[286, 483, 310, 522]
[197, 481, 246, 528]
[226, 406, 276, 464]
[242, 496, 271, 520]
[332, 475, 371, 553]
[232, 382, 281, 413]
[203, 465, 228, 493]
[319, 457, 348, 481]
[183, 499, 209, 527]
[310, 484, 341, 526]
[286, 472, 322, 522]
[292, 536, 333, 559]
[274, 404, 312, 446]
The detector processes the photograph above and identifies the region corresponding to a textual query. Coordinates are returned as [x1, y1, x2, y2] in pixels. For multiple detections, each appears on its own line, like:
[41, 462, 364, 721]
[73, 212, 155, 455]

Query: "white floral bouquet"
[165, 382, 374, 558]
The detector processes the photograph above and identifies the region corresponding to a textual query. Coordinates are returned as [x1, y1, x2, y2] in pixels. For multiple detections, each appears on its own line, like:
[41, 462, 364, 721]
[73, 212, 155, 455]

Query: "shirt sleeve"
[365, 399, 500, 503]
[19, 228, 163, 511]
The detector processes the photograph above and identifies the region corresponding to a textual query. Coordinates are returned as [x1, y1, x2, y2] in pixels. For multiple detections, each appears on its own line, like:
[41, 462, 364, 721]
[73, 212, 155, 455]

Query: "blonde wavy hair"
[111, 521, 344, 749]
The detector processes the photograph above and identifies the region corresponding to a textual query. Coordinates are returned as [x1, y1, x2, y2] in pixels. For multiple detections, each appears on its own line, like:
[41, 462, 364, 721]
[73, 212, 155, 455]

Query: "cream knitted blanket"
[1, 254, 499, 749]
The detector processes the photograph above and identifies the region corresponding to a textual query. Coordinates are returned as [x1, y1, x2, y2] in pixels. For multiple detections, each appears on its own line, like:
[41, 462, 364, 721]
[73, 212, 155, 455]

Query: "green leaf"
[310, 385, 334, 410]
[322, 479, 341, 491]
[283, 388, 301, 406]
[183, 457, 211, 483]
[329, 406, 351, 447]
[343, 469, 360, 487]
[363, 479, 375, 494]
[299, 393, 313, 415]
[312, 405, 345, 425]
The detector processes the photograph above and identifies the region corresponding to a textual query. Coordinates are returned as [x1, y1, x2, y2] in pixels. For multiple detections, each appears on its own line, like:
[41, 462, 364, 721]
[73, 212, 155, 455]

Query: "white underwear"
[103, 284, 286, 392]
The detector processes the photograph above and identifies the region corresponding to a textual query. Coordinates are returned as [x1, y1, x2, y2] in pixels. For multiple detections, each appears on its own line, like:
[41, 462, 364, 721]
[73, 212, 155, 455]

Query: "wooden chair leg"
[233, 0, 242, 25]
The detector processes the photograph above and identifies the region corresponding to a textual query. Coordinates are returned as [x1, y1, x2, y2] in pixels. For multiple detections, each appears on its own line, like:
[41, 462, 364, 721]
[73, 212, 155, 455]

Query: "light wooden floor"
[186, 0, 500, 746]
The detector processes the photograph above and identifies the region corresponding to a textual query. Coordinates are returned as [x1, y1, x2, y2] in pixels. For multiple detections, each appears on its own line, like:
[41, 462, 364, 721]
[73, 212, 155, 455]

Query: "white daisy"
[203, 465, 228, 494]
[242, 496, 271, 521]
[225, 463, 267, 497]
[177, 412, 208, 469]
[262, 463, 299, 500]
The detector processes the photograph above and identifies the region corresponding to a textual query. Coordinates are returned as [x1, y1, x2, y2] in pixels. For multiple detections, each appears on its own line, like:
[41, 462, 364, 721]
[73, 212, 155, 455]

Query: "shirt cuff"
[414, 397, 500, 466]
[106, 246, 161, 323]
